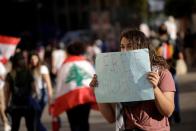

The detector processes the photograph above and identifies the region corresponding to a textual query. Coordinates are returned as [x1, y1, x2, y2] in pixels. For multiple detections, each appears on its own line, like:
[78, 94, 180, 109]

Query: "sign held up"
[95, 49, 154, 103]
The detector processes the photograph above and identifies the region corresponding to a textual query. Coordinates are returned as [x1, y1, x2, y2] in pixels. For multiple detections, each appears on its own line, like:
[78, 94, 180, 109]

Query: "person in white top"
[29, 52, 53, 131]
[51, 48, 66, 76]
[51, 46, 66, 89]
[0, 61, 11, 131]
[164, 16, 177, 41]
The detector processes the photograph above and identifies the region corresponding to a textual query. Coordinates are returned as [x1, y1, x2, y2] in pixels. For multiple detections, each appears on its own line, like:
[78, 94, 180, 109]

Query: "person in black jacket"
[4, 52, 38, 131]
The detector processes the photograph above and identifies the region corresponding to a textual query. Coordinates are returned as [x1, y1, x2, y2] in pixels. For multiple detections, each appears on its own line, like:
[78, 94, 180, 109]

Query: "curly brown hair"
[120, 28, 169, 70]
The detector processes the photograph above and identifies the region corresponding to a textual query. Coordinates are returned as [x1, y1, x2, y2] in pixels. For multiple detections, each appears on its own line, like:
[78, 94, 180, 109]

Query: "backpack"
[8, 69, 34, 106]
[157, 41, 174, 60]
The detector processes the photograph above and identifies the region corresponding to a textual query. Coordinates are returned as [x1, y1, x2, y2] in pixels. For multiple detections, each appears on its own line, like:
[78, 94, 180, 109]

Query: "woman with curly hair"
[90, 29, 175, 131]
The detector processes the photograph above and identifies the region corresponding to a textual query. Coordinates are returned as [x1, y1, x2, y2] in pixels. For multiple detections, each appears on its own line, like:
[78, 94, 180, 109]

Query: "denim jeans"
[37, 88, 48, 131]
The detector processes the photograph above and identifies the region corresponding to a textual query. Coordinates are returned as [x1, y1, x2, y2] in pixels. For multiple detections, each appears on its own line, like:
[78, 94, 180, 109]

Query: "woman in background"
[28, 52, 53, 131]
[53, 41, 96, 131]
[4, 52, 37, 131]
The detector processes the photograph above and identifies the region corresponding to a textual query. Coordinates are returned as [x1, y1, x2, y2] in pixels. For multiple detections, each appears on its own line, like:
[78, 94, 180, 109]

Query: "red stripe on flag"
[0, 57, 8, 64]
[0, 35, 21, 45]
[64, 56, 86, 63]
[50, 87, 98, 117]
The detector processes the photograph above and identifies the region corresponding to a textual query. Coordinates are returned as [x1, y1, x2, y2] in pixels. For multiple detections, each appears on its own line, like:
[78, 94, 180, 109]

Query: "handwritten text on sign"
[95, 49, 154, 103]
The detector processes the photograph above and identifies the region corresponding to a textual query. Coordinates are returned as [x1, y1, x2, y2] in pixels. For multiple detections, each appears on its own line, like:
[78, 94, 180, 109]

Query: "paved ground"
[1, 68, 196, 131]
[170, 68, 196, 131]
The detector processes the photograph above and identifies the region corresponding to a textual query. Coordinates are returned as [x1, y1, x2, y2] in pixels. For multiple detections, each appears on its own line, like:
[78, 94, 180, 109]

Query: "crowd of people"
[0, 16, 195, 131]
[0, 38, 98, 131]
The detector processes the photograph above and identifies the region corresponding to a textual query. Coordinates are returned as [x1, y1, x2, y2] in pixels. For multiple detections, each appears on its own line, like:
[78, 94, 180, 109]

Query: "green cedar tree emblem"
[65, 64, 91, 86]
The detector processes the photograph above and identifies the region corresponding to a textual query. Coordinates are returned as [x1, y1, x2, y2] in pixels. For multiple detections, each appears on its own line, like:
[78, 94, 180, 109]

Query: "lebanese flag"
[50, 56, 98, 117]
[0, 35, 21, 63]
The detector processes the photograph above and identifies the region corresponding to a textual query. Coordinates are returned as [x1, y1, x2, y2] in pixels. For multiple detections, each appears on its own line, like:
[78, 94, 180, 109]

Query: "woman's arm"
[43, 74, 53, 104]
[148, 71, 175, 117]
[31, 81, 38, 97]
[4, 82, 11, 108]
[98, 103, 116, 123]
[90, 74, 116, 123]
[153, 87, 174, 117]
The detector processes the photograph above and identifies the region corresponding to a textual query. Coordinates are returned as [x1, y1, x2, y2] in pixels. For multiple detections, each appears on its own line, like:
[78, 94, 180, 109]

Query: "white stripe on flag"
[0, 43, 17, 59]
[0, 35, 20, 59]
[56, 60, 95, 98]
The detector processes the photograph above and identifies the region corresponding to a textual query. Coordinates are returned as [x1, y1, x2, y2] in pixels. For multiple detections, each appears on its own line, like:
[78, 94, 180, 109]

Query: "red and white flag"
[50, 56, 97, 117]
[0, 35, 21, 63]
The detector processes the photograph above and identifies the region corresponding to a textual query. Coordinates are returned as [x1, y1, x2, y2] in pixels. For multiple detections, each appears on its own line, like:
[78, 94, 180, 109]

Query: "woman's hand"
[147, 71, 160, 88]
[89, 74, 98, 88]
[89, 74, 116, 123]
[148, 70, 175, 117]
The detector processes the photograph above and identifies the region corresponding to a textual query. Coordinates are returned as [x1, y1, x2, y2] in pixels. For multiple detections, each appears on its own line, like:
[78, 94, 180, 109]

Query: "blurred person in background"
[37, 45, 46, 62]
[157, 24, 182, 123]
[51, 42, 66, 87]
[184, 28, 193, 68]
[140, 23, 151, 38]
[4, 52, 37, 131]
[0, 61, 11, 131]
[28, 52, 53, 131]
[164, 16, 177, 42]
[85, 40, 101, 65]
[51, 41, 96, 131]
[105, 32, 118, 52]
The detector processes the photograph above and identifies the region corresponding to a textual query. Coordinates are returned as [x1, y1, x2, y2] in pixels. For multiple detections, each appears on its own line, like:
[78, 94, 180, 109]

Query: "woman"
[28, 52, 53, 131]
[0, 61, 11, 131]
[4, 52, 37, 131]
[90, 29, 175, 131]
[51, 41, 96, 131]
